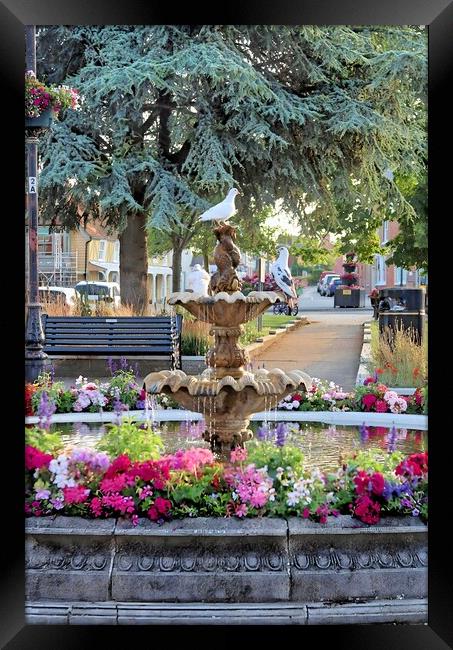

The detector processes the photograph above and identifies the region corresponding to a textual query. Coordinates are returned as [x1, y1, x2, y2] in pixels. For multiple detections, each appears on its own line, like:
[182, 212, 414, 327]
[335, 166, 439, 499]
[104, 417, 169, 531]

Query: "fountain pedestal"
[143, 222, 311, 453]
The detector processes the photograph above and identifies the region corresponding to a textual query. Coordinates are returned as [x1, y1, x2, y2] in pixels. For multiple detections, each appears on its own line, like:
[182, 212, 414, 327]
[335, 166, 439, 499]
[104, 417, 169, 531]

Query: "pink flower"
[230, 447, 248, 463]
[63, 485, 90, 504]
[235, 504, 248, 518]
[302, 508, 310, 518]
[25, 445, 53, 470]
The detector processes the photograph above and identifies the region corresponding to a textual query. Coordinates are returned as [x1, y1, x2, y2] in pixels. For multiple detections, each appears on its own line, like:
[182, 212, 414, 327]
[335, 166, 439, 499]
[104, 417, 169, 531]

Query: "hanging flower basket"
[25, 71, 79, 130]
[25, 106, 54, 129]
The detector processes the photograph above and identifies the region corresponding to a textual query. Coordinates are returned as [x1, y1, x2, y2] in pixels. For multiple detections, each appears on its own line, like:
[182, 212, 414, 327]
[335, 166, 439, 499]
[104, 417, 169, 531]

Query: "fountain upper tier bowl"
[168, 291, 281, 327]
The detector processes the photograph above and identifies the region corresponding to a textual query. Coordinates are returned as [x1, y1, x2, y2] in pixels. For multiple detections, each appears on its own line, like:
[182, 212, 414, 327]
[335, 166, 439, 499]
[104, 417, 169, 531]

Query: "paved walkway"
[255, 287, 373, 391]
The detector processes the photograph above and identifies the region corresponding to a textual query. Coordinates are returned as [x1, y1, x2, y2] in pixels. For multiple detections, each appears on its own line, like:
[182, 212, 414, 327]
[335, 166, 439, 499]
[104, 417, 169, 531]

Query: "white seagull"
[199, 188, 240, 223]
[270, 247, 297, 299]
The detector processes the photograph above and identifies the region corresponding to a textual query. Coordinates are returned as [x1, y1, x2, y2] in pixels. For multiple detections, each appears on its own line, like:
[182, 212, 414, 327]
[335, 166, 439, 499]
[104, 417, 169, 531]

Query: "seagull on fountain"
[270, 246, 297, 300]
[198, 188, 240, 224]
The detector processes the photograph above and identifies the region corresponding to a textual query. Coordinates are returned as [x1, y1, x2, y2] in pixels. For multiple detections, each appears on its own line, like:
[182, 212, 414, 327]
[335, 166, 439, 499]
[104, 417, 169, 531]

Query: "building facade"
[332, 220, 426, 292]
[28, 221, 193, 305]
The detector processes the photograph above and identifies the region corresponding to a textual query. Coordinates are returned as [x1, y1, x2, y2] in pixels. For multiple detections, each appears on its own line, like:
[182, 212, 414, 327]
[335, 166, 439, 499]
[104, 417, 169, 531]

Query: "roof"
[83, 221, 118, 241]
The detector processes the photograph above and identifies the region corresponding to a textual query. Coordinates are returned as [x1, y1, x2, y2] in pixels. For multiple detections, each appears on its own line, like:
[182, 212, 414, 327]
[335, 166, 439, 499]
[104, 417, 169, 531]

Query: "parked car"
[38, 286, 77, 315]
[325, 277, 343, 297]
[316, 271, 334, 293]
[74, 281, 121, 307]
[320, 274, 340, 296]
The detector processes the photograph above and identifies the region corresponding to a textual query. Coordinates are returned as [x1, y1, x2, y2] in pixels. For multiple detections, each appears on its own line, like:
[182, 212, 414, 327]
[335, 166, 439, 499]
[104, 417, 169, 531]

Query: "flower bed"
[25, 367, 179, 419]
[277, 377, 426, 415]
[25, 372, 427, 419]
[25, 421, 428, 526]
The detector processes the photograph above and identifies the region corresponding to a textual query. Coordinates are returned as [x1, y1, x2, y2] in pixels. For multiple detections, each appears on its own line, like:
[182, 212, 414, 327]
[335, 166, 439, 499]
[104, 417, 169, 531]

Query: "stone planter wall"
[26, 516, 427, 605]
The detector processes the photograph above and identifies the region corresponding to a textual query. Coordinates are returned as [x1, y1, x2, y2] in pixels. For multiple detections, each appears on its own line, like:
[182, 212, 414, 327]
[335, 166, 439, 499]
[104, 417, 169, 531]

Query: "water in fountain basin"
[51, 421, 427, 474]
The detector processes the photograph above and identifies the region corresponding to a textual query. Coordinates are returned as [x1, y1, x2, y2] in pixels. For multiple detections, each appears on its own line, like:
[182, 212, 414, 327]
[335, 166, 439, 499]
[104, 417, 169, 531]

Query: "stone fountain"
[144, 221, 311, 453]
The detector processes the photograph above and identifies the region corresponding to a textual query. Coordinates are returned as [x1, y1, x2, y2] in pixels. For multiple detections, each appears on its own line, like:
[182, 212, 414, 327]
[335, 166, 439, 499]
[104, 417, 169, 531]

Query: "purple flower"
[256, 423, 269, 440]
[359, 423, 369, 443]
[37, 391, 56, 430]
[120, 357, 128, 370]
[275, 422, 288, 448]
[387, 425, 398, 453]
[107, 357, 117, 375]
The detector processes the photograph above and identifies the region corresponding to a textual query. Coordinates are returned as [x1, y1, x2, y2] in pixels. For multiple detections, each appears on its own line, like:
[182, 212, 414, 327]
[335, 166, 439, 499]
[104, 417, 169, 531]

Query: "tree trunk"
[172, 245, 183, 293]
[203, 252, 209, 273]
[119, 213, 149, 314]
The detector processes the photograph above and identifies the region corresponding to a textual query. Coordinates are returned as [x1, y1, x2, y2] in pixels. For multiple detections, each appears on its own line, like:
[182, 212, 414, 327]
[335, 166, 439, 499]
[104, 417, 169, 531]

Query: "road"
[255, 285, 373, 391]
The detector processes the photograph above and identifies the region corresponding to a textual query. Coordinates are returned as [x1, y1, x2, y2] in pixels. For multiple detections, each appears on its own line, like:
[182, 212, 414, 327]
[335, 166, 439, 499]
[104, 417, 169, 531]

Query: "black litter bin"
[378, 288, 426, 345]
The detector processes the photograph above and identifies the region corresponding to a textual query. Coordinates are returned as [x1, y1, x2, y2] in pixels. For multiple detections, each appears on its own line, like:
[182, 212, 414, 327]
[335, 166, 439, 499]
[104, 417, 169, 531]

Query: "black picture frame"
[1, 1, 449, 646]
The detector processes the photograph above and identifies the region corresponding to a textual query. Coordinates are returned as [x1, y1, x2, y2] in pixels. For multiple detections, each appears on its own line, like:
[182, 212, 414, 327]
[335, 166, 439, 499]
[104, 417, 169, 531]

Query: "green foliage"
[246, 440, 305, 477]
[166, 465, 230, 517]
[95, 419, 163, 461]
[36, 25, 427, 291]
[25, 426, 63, 455]
[348, 449, 405, 474]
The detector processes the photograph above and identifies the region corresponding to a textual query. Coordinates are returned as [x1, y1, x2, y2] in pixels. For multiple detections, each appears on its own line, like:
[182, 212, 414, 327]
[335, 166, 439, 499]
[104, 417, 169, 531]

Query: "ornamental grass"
[369, 321, 427, 388]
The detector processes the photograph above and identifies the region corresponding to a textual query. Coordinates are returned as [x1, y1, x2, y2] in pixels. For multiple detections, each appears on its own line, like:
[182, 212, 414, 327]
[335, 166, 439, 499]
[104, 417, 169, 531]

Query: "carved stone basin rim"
[168, 290, 282, 305]
[144, 368, 311, 397]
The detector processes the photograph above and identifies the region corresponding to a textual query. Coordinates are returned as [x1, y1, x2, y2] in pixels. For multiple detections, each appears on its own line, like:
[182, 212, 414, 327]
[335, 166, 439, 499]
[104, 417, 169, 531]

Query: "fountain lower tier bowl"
[143, 367, 311, 451]
[168, 291, 282, 326]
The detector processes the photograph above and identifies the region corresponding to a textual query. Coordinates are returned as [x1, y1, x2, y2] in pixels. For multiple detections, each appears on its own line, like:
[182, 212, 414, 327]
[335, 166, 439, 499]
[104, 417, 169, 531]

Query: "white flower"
[384, 391, 399, 403]
[292, 400, 300, 408]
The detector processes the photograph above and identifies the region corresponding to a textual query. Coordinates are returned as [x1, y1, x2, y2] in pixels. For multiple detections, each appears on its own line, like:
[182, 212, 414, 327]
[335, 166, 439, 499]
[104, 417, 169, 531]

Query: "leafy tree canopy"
[35, 25, 427, 300]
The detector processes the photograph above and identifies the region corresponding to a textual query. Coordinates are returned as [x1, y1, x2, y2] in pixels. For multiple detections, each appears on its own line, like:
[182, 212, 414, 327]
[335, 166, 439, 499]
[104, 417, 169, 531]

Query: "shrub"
[369, 321, 427, 388]
[95, 419, 163, 461]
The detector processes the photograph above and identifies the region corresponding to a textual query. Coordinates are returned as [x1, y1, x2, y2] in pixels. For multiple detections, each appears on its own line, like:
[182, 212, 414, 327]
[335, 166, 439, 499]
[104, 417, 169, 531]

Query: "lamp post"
[25, 24, 49, 382]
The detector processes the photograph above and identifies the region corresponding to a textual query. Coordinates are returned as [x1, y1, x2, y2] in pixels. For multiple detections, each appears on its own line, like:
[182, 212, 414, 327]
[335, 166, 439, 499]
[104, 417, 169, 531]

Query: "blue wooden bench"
[41, 315, 182, 370]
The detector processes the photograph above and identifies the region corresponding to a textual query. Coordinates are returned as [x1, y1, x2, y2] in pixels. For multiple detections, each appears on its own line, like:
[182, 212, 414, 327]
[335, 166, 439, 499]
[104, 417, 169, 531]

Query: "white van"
[39, 286, 77, 306]
[74, 281, 121, 307]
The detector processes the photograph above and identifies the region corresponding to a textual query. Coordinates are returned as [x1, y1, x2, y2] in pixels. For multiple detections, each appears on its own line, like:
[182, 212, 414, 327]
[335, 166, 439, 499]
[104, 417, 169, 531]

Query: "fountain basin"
[143, 367, 311, 450]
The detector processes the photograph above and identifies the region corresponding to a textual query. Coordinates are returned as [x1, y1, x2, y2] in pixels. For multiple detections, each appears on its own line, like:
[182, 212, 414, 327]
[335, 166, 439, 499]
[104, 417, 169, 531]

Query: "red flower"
[147, 506, 159, 521]
[104, 454, 132, 478]
[362, 394, 377, 411]
[25, 384, 37, 416]
[375, 368, 384, 375]
[363, 377, 376, 385]
[154, 497, 171, 514]
[370, 472, 385, 496]
[25, 445, 53, 470]
[354, 494, 381, 524]
[353, 471, 370, 495]
[396, 452, 428, 478]
[375, 399, 388, 413]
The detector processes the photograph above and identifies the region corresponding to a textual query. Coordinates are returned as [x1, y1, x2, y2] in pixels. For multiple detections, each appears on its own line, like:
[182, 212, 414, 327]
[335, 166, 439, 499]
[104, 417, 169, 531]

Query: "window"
[38, 227, 53, 254]
[382, 221, 389, 244]
[113, 241, 120, 262]
[395, 267, 408, 285]
[98, 240, 106, 261]
[375, 254, 387, 285]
